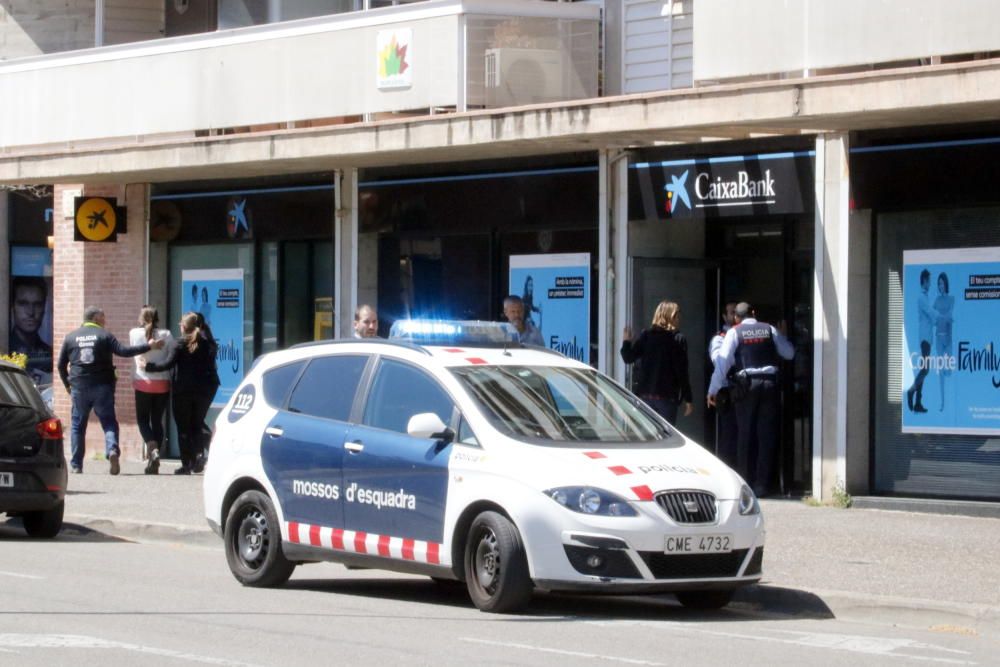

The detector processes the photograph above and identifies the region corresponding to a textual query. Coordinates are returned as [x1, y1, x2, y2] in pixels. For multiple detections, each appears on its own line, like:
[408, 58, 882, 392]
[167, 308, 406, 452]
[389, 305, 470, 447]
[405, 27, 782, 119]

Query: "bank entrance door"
[707, 216, 814, 497]
[629, 258, 718, 447]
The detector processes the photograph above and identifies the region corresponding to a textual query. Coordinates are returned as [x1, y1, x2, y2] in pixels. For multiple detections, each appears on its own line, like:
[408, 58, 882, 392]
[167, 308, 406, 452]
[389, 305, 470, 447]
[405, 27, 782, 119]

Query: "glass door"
[629, 257, 719, 446]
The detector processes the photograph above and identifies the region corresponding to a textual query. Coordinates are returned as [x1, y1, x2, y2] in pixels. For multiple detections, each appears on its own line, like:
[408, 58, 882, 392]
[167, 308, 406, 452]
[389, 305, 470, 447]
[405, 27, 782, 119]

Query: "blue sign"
[509, 253, 590, 363]
[182, 269, 244, 408]
[902, 248, 1000, 435]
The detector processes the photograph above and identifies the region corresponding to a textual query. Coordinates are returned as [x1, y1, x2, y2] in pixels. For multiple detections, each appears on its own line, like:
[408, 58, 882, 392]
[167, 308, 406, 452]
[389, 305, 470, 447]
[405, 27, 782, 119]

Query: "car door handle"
[264, 427, 284, 437]
[344, 441, 364, 453]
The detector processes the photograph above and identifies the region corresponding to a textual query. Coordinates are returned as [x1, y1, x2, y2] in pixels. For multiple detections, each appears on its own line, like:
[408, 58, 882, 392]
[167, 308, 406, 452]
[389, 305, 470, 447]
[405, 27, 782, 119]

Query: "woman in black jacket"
[145, 312, 220, 474]
[620, 300, 693, 424]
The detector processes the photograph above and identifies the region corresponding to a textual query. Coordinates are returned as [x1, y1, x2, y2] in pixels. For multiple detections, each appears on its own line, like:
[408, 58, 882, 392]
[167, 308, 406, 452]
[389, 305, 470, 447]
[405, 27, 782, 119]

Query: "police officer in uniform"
[706, 302, 794, 497]
[57, 306, 164, 475]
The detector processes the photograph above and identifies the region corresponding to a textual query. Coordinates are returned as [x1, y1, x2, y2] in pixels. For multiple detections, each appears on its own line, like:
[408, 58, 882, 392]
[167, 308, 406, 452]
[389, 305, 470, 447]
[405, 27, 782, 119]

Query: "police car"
[204, 321, 764, 613]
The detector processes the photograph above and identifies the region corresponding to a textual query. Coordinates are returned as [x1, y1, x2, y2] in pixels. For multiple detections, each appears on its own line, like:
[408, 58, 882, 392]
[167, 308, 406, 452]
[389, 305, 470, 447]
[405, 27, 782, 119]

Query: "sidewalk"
[33, 458, 1000, 632]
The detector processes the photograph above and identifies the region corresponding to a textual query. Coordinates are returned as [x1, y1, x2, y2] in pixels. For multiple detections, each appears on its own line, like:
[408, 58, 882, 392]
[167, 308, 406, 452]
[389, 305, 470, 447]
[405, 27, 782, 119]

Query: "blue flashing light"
[389, 319, 520, 346]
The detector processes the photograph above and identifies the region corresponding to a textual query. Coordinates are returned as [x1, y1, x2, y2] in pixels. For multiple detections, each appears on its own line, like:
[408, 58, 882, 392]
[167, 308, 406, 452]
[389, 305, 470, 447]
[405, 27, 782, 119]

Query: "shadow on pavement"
[286, 576, 834, 621]
[0, 519, 133, 543]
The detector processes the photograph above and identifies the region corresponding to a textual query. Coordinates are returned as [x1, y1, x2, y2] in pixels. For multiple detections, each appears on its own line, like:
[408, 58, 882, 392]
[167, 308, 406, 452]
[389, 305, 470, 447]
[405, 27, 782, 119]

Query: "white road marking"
[585, 621, 976, 665]
[0, 634, 264, 666]
[460, 637, 665, 665]
[0, 570, 44, 580]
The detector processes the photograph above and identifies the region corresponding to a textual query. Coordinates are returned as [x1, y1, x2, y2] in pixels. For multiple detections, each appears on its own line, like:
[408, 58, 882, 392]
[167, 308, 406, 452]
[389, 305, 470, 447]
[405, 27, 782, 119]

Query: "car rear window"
[262, 360, 305, 408]
[0, 367, 47, 413]
[287, 355, 368, 421]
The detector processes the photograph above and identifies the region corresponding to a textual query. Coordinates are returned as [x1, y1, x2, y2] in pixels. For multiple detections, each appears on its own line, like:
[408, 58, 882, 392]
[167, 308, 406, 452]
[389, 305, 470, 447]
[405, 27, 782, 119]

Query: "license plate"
[664, 534, 732, 554]
[0, 472, 13, 488]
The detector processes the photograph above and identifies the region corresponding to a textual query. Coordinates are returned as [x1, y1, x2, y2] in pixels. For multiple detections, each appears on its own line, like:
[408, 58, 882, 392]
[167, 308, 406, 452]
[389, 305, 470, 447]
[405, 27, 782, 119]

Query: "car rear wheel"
[463, 511, 532, 613]
[675, 589, 735, 610]
[224, 490, 295, 587]
[22, 500, 64, 538]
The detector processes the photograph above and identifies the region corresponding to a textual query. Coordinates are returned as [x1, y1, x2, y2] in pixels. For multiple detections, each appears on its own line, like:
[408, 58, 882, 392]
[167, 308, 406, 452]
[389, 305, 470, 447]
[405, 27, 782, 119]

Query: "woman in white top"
[130, 306, 173, 474]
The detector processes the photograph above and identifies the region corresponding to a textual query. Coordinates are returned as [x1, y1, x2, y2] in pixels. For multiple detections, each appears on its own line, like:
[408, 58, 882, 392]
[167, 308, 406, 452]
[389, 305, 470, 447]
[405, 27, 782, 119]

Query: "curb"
[735, 584, 1000, 634]
[64, 514, 218, 547]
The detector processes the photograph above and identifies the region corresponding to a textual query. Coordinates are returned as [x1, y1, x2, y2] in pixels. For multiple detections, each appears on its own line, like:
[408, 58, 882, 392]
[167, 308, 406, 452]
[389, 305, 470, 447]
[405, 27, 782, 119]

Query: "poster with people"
[902, 247, 1000, 435]
[181, 269, 244, 408]
[509, 253, 590, 363]
[9, 246, 54, 385]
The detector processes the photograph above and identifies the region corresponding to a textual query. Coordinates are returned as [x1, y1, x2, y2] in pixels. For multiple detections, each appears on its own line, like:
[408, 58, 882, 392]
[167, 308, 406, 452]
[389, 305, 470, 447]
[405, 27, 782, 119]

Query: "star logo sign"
[664, 170, 692, 214]
[228, 198, 250, 237]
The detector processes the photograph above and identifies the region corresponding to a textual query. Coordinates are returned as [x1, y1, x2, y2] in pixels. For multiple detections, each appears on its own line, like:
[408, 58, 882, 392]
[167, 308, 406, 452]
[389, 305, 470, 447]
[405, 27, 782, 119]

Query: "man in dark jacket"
[57, 306, 163, 474]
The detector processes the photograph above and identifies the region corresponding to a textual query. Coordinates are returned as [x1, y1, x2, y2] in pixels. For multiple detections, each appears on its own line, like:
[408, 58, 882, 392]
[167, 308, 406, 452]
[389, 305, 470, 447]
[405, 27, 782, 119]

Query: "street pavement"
[9, 457, 1000, 635]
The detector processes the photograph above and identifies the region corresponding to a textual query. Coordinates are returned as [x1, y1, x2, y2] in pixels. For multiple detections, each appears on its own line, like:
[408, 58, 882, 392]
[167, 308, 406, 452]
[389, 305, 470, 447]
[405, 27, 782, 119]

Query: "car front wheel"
[224, 490, 295, 587]
[22, 500, 64, 538]
[463, 511, 532, 613]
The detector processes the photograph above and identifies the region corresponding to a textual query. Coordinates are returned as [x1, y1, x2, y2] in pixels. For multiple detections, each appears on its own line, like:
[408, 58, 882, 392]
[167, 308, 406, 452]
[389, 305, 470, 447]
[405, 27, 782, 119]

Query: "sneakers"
[144, 447, 160, 475]
[174, 465, 192, 475]
[144, 442, 160, 475]
[192, 453, 206, 474]
[70, 465, 83, 474]
[109, 451, 120, 476]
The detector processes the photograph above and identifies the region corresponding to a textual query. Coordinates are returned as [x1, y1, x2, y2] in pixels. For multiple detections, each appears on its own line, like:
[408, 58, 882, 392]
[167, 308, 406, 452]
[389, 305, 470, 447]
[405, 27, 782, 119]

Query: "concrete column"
[812, 133, 851, 501]
[1, 192, 9, 349]
[603, 150, 629, 383]
[335, 168, 361, 339]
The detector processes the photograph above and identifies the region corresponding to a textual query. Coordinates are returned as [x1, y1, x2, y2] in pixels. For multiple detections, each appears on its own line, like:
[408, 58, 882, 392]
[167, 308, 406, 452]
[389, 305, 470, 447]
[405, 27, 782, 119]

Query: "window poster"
[902, 247, 1000, 435]
[182, 268, 244, 408]
[9, 246, 54, 385]
[509, 253, 590, 363]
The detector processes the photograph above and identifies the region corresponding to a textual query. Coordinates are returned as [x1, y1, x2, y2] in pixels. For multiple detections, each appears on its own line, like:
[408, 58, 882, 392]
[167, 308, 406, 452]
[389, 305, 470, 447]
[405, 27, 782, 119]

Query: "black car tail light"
[36, 418, 63, 440]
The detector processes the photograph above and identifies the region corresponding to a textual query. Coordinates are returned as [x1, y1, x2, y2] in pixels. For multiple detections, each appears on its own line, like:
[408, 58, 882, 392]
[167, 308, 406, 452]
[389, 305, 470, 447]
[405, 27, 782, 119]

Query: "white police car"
[205, 320, 763, 613]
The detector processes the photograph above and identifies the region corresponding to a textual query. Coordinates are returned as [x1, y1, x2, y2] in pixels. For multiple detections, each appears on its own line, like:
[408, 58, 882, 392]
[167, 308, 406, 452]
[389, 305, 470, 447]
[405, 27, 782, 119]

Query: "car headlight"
[545, 487, 638, 517]
[739, 484, 760, 516]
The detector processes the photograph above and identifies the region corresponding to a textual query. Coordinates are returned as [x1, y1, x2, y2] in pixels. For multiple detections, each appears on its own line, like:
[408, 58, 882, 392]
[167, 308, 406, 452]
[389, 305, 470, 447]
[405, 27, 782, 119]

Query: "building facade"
[2, 0, 1000, 506]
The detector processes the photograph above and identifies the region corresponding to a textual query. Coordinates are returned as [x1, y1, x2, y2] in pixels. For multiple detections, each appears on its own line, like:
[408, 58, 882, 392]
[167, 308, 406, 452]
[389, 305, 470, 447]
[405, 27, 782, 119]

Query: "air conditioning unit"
[484, 48, 575, 108]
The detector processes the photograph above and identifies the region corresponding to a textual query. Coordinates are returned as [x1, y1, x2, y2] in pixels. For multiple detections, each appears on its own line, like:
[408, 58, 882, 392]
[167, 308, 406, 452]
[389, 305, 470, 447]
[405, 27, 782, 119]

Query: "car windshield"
[450, 365, 673, 444]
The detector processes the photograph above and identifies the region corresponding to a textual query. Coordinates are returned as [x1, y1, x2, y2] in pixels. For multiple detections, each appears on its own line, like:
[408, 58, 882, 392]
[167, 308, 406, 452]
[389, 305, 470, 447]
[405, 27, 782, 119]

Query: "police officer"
[708, 301, 738, 469]
[57, 306, 164, 475]
[706, 302, 794, 497]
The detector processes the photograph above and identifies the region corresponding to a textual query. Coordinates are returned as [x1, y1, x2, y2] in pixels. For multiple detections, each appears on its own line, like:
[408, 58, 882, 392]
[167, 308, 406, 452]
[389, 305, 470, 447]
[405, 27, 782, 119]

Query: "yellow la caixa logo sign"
[74, 197, 126, 242]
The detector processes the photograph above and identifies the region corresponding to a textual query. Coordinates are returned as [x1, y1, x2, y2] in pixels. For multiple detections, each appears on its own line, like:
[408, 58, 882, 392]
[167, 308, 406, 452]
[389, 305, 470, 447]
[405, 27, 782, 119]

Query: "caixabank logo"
[663, 166, 777, 217]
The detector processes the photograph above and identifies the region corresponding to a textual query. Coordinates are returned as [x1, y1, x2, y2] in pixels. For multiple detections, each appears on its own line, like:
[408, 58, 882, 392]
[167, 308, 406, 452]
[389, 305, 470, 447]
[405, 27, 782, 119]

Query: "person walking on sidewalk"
[129, 306, 174, 475]
[145, 312, 220, 475]
[620, 300, 694, 424]
[57, 306, 164, 475]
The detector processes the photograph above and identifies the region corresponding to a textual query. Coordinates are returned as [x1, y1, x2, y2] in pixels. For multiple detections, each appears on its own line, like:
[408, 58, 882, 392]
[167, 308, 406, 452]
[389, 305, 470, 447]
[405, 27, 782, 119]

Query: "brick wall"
[53, 184, 149, 464]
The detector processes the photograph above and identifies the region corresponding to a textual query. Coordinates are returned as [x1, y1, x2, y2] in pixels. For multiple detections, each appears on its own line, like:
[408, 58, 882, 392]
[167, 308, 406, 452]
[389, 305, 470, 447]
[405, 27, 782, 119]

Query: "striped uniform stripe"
[286, 521, 444, 565]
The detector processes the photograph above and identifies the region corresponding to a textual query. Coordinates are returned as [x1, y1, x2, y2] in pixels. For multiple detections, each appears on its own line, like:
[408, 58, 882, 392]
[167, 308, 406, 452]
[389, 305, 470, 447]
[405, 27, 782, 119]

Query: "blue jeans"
[70, 383, 120, 470]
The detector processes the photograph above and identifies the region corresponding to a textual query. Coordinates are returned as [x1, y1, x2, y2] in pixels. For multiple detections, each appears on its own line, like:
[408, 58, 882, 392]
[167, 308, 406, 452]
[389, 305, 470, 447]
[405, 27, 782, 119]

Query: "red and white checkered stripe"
[286, 521, 443, 565]
[583, 451, 653, 501]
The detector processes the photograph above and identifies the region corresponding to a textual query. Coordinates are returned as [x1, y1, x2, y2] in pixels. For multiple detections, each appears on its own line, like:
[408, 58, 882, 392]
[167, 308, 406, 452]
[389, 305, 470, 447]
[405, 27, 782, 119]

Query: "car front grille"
[639, 549, 749, 579]
[655, 490, 717, 524]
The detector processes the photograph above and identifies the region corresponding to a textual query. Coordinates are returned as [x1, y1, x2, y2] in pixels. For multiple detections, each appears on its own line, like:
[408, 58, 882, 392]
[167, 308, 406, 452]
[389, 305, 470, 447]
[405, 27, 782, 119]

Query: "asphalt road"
[1, 523, 994, 667]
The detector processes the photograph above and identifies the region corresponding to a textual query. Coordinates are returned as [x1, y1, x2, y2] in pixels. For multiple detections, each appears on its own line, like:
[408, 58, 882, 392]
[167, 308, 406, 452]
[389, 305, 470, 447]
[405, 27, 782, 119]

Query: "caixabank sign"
[628, 150, 814, 220]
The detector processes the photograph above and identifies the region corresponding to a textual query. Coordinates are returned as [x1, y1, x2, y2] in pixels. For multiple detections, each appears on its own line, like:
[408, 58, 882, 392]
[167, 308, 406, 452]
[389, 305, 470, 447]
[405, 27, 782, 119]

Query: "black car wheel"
[22, 500, 64, 538]
[224, 490, 295, 587]
[463, 511, 532, 613]
[675, 589, 735, 610]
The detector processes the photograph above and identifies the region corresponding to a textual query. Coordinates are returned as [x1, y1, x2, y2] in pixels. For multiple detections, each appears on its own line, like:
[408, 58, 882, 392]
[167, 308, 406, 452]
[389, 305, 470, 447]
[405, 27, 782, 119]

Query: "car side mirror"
[407, 412, 455, 444]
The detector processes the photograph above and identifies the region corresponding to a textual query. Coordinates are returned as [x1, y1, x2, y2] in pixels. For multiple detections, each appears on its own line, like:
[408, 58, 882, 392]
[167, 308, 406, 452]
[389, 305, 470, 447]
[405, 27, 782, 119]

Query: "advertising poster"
[9, 246, 54, 385]
[182, 269, 244, 408]
[509, 253, 590, 363]
[902, 248, 1000, 435]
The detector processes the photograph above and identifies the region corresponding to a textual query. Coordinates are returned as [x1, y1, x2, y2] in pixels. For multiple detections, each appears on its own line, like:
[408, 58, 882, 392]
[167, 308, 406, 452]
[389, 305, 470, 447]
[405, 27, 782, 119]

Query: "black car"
[0, 359, 66, 537]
